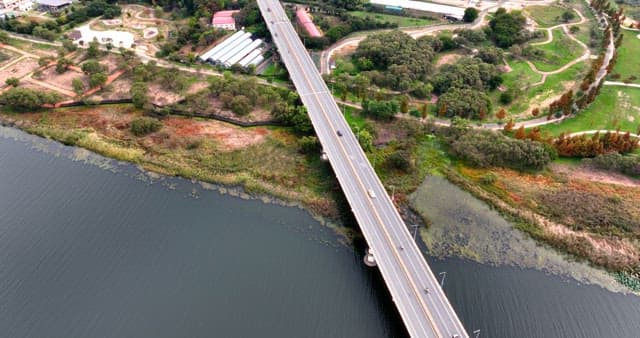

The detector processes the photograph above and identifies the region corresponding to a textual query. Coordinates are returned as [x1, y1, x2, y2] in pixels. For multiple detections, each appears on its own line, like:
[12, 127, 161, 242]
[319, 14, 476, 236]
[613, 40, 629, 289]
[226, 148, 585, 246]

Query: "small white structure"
[75, 25, 135, 48]
[237, 48, 263, 67]
[369, 0, 466, 20]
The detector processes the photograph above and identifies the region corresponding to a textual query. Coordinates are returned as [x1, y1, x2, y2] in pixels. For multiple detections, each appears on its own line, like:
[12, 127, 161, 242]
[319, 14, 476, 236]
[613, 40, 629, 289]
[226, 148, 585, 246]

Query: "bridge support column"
[364, 248, 377, 267]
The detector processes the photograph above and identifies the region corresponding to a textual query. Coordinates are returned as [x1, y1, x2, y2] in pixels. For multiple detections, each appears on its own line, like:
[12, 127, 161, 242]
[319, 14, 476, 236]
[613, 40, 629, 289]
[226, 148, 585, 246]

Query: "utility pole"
[438, 271, 446, 288]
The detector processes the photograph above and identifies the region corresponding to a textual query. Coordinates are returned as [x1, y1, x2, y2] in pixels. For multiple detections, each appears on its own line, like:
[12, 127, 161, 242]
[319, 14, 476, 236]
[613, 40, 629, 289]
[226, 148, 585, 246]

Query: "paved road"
[257, 0, 468, 337]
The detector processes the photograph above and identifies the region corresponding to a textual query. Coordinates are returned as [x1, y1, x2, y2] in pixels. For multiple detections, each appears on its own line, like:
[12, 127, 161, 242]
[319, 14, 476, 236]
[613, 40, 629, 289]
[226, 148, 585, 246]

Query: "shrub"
[499, 91, 514, 104]
[0, 87, 60, 111]
[449, 129, 555, 170]
[582, 152, 640, 176]
[5, 77, 19, 87]
[130, 117, 162, 136]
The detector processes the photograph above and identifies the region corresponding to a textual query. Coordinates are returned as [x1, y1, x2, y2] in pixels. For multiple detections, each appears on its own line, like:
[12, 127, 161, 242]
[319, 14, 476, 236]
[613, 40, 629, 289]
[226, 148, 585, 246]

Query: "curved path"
[604, 81, 640, 88]
[518, 7, 590, 88]
[320, 2, 501, 75]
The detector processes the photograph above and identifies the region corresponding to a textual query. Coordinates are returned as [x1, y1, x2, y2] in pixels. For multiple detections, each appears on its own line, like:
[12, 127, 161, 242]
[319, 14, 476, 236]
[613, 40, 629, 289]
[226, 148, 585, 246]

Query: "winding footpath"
[523, 7, 591, 87]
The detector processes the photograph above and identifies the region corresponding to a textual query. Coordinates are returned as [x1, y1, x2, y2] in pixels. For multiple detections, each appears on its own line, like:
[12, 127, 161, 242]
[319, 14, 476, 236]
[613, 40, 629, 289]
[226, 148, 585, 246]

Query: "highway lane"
[257, 1, 468, 337]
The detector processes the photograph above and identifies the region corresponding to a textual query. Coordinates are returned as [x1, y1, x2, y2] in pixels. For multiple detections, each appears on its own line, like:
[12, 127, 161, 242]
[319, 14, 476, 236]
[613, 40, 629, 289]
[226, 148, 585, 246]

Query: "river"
[1, 125, 639, 338]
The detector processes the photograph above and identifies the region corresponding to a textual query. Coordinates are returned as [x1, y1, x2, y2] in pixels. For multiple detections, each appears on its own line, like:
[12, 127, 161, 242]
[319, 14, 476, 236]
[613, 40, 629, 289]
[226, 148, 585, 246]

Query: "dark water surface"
[1, 126, 639, 338]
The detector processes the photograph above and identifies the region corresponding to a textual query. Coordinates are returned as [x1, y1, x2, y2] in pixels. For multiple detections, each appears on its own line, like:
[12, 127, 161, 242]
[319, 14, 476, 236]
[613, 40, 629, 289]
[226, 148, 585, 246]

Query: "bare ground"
[552, 163, 640, 188]
[40, 67, 87, 92]
[0, 58, 38, 87]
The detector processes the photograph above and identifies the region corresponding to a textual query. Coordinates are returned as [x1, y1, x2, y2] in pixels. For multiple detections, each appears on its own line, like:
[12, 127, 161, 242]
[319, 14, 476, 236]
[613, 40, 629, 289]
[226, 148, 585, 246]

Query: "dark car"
[337, 130, 343, 137]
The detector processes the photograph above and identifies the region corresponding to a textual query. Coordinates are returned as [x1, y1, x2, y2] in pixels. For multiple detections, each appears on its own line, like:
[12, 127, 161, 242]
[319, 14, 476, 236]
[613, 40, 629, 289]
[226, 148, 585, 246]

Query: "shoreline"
[1, 108, 638, 292]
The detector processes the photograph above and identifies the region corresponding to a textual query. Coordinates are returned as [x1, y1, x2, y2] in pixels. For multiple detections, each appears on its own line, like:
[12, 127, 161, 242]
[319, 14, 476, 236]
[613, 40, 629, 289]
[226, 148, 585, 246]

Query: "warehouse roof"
[369, 0, 466, 20]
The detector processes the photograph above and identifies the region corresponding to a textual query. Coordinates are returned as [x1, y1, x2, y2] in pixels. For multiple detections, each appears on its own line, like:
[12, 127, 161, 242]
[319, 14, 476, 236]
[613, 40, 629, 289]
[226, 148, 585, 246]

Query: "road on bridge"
[256, 1, 468, 337]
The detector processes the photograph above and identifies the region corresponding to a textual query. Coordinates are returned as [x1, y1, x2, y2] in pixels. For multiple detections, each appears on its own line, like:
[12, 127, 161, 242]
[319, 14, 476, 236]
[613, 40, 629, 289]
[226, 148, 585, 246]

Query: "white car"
[367, 189, 376, 198]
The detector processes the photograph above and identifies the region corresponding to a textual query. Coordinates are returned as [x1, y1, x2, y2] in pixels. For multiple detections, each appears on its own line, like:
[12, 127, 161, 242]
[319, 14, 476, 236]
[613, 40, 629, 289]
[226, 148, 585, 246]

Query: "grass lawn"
[525, 5, 578, 27]
[348, 11, 437, 27]
[609, 29, 640, 84]
[540, 86, 640, 136]
[505, 61, 585, 116]
[530, 28, 584, 72]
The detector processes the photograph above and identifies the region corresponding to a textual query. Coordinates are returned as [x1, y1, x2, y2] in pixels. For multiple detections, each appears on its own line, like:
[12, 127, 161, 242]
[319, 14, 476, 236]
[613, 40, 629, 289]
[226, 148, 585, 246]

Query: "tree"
[531, 107, 540, 117]
[437, 87, 491, 119]
[87, 40, 100, 58]
[55, 58, 72, 74]
[562, 10, 576, 23]
[71, 78, 85, 95]
[230, 95, 252, 116]
[488, 8, 527, 48]
[438, 103, 447, 117]
[500, 91, 513, 104]
[81, 60, 105, 75]
[62, 39, 77, 53]
[420, 103, 428, 119]
[5, 77, 19, 87]
[496, 108, 506, 120]
[450, 129, 555, 170]
[0, 87, 60, 111]
[478, 107, 486, 120]
[515, 125, 526, 139]
[361, 100, 398, 120]
[130, 117, 162, 136]
[503, 118, 515, 132]
[89, 72, 108, 89]
[463, 7, 479, 23]
[131, 82, 148, 108]
[400, 96, 409, 114]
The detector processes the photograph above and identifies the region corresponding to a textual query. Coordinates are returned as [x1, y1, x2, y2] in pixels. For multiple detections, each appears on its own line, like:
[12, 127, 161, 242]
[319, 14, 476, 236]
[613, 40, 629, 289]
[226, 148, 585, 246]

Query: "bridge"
[256, 1, 469, 337]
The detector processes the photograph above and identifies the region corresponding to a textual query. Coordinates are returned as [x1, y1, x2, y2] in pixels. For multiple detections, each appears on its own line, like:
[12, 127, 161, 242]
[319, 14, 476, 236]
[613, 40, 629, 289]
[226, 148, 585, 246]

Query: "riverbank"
[0, 105, 345, 221]
[2, 104, 639, 292]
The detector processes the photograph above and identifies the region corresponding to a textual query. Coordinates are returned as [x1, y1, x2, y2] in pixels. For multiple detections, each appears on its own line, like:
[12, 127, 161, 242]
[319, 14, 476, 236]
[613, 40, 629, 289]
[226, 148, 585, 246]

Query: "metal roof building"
[216, 37, 253, 64]
[237, 49, 263, 67]
[208, 32, 251, 62]
[224, 39, 263, 67]
[296, 8, 322, 38]
[199, 30, 245, 62]
[369, 0, 466, 20]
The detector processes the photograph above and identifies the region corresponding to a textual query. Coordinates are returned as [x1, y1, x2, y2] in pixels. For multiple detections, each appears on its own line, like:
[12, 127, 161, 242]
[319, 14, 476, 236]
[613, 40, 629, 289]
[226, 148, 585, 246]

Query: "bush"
[0, 87, 60, 111]
[463, 7, 479, 23]
[5, 77, 19, 87]
[582, 152, 640, 176]
[449, 129, 555, 170]
[499, 91, 514, 104]
[130, 117, 162, 136]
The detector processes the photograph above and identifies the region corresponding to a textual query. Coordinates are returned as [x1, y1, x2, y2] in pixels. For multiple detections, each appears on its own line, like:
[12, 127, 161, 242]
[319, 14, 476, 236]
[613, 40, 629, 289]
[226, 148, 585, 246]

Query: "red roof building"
[296, 8, 322, 38]
[212, 10, 240, 30]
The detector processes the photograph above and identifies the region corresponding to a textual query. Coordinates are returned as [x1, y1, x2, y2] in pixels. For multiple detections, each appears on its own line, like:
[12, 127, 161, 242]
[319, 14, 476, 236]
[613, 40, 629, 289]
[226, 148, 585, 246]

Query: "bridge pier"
[364, 248, 377, 267]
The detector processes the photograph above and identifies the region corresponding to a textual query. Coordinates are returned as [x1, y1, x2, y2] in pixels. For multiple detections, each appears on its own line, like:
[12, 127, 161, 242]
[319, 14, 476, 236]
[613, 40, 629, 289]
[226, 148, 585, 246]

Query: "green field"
[348, 11, 437, 27]
[525, 5, 578, 27]
[530, 28, 584, 72]
[505, 61, 585, 116]
[540, 86, 640, 135]
[609, 29, 640, 84]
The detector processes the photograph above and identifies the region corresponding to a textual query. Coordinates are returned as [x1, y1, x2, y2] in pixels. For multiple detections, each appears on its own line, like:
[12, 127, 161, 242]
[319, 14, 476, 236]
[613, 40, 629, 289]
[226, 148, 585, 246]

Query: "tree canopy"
[354, 31, 435, 90]
[488, 8, 527, 48]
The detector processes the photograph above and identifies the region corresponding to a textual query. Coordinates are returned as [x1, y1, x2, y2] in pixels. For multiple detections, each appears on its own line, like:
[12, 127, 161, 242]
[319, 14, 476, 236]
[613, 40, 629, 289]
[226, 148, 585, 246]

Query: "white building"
[369, 0, 466, 20]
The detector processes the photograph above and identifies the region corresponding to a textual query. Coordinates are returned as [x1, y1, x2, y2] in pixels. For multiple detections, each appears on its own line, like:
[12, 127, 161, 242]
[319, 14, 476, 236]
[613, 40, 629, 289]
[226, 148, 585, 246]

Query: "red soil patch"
[163, 117, 269, 151]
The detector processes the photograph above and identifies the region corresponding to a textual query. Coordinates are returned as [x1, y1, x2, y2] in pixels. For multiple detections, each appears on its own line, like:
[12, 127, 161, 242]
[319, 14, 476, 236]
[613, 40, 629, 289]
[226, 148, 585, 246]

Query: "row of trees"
[553, 132, 638, 157]
[448, 128, 556, 171]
